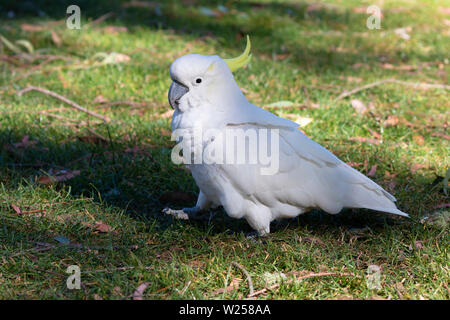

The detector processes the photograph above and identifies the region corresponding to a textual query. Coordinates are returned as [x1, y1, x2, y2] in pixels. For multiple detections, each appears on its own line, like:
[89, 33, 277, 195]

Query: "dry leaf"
[367, 165, 378, 177]
[159, 109, 174, 118]
[348, 137, 381, 144]
[78, 135, 108, 146]
[93, 222, 113, 233]
[212, 278, 241, 295]
[384, 115, 399, 127]
[300, 236, 325, 246]
[38, 170, 80, 185]
[113, 53, 131, 63]
[92, 95, 108, 104]
[13, 135, 38, 149]
[11, 204, 22, 215]
[133, 282, 150, 300]
[346, 162, 363, 168]
[351, 99, 368, 114]
[20, 24, 45, 32]
[50, 30, 62, 47]
[413, 135, 425, 145]
[366, 127, 381, 139]
[414, 241, 423, 250]
[160, 128, 172, 137]
[411, 163, 427, 174]
[103, 26, 128, 34]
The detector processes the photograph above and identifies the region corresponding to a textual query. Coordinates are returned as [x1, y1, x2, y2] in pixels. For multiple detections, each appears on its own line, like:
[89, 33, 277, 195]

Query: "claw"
[162, 207, 190, 220]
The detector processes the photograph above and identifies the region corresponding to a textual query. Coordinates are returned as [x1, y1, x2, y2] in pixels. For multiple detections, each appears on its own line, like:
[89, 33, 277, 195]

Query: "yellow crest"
[224, 35, 252, 72]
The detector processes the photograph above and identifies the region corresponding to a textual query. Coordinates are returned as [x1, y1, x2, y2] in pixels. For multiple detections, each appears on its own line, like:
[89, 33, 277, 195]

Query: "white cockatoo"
[163, 36, 408, 236]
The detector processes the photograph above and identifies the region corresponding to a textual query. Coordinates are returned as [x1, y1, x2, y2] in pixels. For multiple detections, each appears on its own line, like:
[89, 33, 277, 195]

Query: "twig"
[17, 86, 110, 122]
[88, 12, 115, 26]
[335, 78, 450, 101]
[248, 271, 358, 298]
[94, 101, 153, 109]
[231, 261, 254, 297]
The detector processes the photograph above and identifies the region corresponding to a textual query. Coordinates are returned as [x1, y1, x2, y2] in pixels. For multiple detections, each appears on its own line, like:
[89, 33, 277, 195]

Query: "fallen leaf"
[93, 222, 113, 233]
[414, 241, 423, 250]
[160, 128, 172, 137]
[351, 99, 368, 114]
[133, 282, 150, 300]
[366, 127, 381, 139]
[13, 135, 38, 149]
[159, 109, 174, 118]
[112, 286, 122, 296]
[92, 95, 108, 104]
[346, 162, 363, 168]
[112, 53, 131, 63]
[212, 278, 241, 295]
[50, 30, 62, 47]
[274, 53, 291, 60]
[78, 135, 108, 146]
[102, 26, 128, 34]
[11, 204, 22, 215]
[413, 135, 424, 145]
[300, 236, 325, 246]
[38, 170, 80, 185]
[384, 115, 399, 127]
[20, 24, 45, 32]
[348, 137, 381, 144]
[367, 165, 378, 177]
[411, 163, 427, 174]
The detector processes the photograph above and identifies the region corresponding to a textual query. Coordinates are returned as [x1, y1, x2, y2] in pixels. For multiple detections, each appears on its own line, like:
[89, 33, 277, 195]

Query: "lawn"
[0, 0, 448, 300]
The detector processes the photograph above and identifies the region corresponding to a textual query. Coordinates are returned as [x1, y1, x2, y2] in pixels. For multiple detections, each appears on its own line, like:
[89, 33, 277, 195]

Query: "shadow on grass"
[0, 120, 428, 241]
[0, 1, 441, 237]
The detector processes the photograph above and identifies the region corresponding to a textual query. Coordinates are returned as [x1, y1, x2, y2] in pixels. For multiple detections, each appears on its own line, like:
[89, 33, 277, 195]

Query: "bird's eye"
[195, 78, 202, 84]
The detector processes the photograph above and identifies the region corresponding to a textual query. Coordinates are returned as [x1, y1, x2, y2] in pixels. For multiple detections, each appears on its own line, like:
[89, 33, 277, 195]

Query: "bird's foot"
[162, 207, 207, 221]
[244, 231, 269, 244]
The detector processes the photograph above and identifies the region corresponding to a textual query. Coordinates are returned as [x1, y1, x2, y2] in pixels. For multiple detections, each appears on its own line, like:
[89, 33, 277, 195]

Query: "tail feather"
[340, 164, 408, 217]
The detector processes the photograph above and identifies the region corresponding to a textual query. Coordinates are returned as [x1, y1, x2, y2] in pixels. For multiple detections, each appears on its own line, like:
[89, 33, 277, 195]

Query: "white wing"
[214, 109, 408, 218]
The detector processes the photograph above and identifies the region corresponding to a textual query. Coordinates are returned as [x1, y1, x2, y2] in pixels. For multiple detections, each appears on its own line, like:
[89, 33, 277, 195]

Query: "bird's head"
[168, 36, 251, 111]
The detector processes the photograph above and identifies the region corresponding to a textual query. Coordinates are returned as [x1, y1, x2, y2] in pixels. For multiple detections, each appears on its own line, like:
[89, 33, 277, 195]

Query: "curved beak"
[168, 80, 189, 109]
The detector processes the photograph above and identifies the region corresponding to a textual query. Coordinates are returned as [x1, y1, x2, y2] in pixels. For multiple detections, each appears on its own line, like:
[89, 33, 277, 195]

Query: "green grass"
[0, 0, 448, 300]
